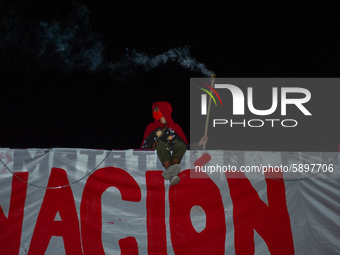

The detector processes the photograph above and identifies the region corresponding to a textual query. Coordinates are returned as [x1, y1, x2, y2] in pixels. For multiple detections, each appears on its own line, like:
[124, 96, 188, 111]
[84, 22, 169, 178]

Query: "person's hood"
[152, 101, 174, 125]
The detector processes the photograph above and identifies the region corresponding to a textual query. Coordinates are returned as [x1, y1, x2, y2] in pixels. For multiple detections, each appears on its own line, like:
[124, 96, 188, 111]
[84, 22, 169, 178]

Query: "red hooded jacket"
[141, 101, 188, 149]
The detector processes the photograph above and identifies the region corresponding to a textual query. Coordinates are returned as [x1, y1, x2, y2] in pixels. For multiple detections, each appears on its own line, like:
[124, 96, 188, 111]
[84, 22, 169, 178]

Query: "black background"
[1, 1, 340, 150]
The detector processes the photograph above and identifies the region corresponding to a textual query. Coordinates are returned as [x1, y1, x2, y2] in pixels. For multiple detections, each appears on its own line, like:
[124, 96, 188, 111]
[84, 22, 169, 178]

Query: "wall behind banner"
[0, 148, 339, 255]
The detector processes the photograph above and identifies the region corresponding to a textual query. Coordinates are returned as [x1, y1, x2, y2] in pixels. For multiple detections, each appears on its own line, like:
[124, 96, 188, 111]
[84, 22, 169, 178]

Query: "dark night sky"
[1, 1, 340, 150]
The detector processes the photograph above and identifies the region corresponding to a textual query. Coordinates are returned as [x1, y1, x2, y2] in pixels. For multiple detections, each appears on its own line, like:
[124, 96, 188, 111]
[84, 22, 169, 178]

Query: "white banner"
[0, 148, 339, 254]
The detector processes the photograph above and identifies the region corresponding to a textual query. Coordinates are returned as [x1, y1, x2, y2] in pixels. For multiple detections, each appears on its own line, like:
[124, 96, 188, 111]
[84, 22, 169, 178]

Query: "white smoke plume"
[109, 46, 213, 77]
[0, 4, 213, 77]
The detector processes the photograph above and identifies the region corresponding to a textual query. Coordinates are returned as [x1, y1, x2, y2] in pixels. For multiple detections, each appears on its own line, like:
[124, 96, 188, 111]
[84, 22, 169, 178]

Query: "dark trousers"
[155, 141, 187, 165]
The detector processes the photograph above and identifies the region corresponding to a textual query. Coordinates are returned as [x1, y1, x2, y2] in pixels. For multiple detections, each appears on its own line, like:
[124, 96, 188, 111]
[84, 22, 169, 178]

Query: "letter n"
[226, 171, 294, 255]
[0, 172, 28, 255]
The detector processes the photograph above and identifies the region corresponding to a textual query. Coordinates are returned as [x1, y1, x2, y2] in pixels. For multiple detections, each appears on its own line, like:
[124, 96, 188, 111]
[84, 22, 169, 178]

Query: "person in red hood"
[141, 101, 208, 186]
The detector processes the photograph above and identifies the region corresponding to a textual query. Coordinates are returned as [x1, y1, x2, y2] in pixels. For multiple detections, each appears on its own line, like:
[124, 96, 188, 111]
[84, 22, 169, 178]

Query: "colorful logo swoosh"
[197, 82, 222, 106]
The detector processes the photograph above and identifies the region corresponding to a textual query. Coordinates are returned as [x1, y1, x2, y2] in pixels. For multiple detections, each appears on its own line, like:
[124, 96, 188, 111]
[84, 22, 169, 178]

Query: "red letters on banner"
[0, 172, 28, 255]
[226, 170, 294, 255]
[169, 170, 226, 255]
[28, 168, 82, 255]
[80, 166, 141, 255]
[1, 165, 294, 254]
[146, 171, 167, 255]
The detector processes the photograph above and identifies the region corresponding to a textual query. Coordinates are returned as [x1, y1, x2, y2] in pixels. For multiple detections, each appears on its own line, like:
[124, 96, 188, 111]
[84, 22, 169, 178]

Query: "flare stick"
[203, 73, 216, 150]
